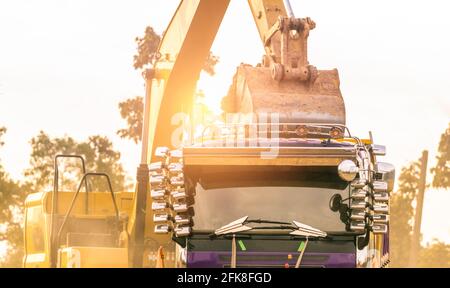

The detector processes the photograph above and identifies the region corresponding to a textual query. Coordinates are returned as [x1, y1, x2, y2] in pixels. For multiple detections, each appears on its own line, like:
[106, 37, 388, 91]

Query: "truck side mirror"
[329, 194, 342, 212]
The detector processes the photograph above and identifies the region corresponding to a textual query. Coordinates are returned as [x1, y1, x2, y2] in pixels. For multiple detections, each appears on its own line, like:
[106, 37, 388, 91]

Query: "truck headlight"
[338, 160, 358, 182]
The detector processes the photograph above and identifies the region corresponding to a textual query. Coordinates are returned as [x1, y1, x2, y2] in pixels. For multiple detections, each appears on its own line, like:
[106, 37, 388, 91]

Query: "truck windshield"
[187, 166, 350, 233]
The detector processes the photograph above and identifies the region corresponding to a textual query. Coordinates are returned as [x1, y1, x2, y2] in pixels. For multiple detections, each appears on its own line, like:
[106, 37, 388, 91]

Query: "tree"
[390, 125, 450, 267]
[82, 135, 128, 192]
[0, 172, 24, 268]
[411, 123, 450, 268]
[25, 131, 127, 193]
[0, 127, 25, 267]
[202, 52, 220, 76]
[389, 160, 421, 267]
[133, 26, 161, 70]
[117, 96, 143, 144]
[0, 127, 5, 146]
[25, 131, 77, 193]
[418, 240, 450, 268]
[432, 123, 450, 188]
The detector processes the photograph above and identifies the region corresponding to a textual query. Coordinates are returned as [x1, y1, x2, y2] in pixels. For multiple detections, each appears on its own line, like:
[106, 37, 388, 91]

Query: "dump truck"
[22, 0, 394, 268]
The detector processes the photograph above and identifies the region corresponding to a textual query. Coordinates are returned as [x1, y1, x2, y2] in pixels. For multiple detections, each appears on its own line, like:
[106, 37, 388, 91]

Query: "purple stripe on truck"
[187, 251, 355, 268]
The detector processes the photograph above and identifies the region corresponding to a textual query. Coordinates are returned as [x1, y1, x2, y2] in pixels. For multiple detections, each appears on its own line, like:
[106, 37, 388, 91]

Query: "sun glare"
[196, 70, 231, 115]
[0, 239, 7, 261]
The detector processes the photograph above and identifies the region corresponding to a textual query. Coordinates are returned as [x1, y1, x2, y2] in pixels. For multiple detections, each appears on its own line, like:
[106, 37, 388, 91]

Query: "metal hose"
[283, 0, 295, 18]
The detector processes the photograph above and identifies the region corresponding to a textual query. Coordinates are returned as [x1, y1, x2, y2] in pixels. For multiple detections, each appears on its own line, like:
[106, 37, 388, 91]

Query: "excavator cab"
[23, 155, 130, 268]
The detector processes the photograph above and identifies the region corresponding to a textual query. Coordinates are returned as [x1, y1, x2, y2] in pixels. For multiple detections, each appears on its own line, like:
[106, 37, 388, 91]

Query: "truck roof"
[183, 138, 358, 167]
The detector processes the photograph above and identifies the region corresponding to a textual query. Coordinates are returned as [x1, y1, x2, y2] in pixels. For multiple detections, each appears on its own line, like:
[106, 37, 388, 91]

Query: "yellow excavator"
[23, 0, 394, 268]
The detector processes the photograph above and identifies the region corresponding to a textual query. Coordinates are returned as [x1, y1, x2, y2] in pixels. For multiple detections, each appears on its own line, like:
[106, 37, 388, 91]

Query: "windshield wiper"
[290, 221, 327, 268]
[247, 219, 292, 225]
[290, 221, 327, 238]
[210, 216, 327, 268]
[211, 216, 293, 238]
[211, 216, 327, 237]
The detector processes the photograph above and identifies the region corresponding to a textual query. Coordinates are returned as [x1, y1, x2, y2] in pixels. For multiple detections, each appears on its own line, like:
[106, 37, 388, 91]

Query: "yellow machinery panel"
[23, 191, 134, 268]
[58, 247, 128, 268]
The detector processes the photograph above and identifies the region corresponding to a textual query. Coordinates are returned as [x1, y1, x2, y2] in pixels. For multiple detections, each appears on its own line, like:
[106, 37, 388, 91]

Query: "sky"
[0, 0, 449, 245]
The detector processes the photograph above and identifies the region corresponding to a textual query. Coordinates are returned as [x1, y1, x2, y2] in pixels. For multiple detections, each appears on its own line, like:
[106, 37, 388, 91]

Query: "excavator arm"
[247, 0, 317, 82]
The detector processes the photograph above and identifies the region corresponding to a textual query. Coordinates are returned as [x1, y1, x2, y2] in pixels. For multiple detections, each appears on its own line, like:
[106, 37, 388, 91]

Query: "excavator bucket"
[222, 64, 346, 125]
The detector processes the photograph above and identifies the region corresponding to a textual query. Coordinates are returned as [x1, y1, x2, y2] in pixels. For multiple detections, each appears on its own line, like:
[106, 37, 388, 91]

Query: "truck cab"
[149, 123, 395, 268]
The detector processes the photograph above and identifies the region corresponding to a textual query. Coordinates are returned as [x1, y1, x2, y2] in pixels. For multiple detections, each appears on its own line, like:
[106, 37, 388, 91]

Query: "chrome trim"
[350, 221, 366, 231]
[153, 214, 171, 223]
[373, 214, 389, 224]
[373, 202, 389, 214]
[351, 211, 366, 220]
[155, 224, 171, 234]
[372, 224, 388, 234]
[350, 200, 367, 210]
